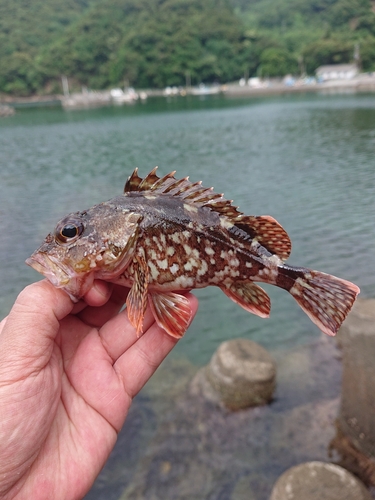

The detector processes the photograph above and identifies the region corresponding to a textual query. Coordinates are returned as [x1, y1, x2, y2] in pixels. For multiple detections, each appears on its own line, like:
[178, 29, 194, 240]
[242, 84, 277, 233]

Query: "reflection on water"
[1, 94, 374, 499]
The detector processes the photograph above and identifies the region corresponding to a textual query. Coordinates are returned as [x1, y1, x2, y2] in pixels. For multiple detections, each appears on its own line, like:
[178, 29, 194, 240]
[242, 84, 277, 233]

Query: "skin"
[0, 279, 198, 500]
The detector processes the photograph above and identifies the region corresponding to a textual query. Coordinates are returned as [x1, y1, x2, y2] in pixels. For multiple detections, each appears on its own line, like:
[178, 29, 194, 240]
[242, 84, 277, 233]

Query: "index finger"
[0, 280, 73, 378]
[113, 293, 198, 399]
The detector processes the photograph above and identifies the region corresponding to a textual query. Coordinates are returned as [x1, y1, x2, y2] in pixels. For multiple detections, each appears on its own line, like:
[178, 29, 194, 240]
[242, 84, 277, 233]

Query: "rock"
[0, 104, 15, 117]
[193, 338, 276, 411]
[270, 398, 340, 459]
[270, 461, 372, 500]
[338, 298, 375, 459]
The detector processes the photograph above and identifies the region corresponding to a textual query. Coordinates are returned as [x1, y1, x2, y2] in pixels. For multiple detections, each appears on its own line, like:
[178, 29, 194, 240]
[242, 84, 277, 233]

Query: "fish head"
[26, 203, 142, 301]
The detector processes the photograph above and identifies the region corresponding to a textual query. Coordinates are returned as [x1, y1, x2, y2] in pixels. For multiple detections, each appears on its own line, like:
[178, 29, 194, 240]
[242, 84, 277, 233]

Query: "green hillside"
[231, 0, 375, 75]
[1, 0, 375, 96]
[0, 0, 97, 94]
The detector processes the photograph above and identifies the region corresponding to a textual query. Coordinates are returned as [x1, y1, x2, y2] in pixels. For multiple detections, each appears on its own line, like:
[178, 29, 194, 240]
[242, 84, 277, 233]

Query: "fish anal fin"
[287, 269, 360, 336]
[149, 292, 193, 339]
[221, 282, 270, 318]
[126, 254, 149, 336]
[234, 215, 292, 261]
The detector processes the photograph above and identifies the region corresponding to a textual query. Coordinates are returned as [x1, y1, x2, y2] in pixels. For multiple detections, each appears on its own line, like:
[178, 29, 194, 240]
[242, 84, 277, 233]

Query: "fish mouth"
[26, 252, 95, 302]
[26, 252, 72, 288]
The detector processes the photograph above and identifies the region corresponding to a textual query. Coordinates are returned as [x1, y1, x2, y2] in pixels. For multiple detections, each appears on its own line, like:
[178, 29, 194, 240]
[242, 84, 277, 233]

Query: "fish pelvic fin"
[126, 254, 149, 336]
[220, 282, 270, 318]
[283, 268, 360, 336]
[149, 292, 193, 339]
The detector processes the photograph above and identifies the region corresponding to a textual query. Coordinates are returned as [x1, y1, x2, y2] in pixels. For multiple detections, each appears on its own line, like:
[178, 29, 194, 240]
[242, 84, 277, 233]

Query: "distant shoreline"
[224, 74, 375, 98]
[1, 75, 375, 108]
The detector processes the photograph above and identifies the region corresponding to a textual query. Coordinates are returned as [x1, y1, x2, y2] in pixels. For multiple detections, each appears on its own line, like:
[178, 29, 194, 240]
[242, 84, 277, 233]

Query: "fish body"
[26, 168, 359, 338]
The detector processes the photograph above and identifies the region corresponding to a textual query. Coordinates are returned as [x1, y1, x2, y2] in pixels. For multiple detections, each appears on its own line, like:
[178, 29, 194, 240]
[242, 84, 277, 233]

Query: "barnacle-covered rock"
[270, 461, 372, 500]
[192, 338, 276, 411]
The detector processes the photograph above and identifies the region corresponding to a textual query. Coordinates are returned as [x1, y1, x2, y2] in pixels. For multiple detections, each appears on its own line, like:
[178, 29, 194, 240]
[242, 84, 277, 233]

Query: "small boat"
[110, 88, 139, 104]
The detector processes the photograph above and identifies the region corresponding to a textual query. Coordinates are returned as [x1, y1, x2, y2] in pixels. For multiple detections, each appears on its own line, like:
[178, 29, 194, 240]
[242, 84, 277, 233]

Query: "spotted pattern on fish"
[26, 167, 360, 339]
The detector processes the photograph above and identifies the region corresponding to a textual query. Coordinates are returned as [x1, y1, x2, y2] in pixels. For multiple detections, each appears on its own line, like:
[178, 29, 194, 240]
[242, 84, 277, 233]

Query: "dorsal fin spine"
[123, 169, 291, 260]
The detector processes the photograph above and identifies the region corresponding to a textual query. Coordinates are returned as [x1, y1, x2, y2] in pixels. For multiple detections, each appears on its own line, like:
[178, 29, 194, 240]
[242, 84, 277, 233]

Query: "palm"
[0, 281, 198, 499]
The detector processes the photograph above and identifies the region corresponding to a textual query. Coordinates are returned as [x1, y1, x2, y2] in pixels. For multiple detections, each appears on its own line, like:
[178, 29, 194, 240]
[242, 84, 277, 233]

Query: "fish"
[26, 167, 360, 339]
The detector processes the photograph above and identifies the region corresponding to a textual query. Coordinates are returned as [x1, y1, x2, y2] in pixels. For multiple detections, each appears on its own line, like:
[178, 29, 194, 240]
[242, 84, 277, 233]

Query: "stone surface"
[0, 104, 15, 117]
[87, 337, 346, 500]
[202, 338, 276, 410]
[270, 461, 372, 500]
[338, 298, 375, 459]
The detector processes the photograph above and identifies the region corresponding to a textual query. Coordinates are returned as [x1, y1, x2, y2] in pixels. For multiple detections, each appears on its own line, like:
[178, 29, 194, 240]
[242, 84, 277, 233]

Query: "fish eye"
[55, 220, 84, 244]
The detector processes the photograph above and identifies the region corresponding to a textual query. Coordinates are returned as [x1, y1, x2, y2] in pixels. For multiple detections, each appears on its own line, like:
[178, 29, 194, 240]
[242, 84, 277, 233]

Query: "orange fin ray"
[221, 282, 271, 318]
[149, 292, 193, 339]
[288, 270, 360, 336]
[126, 254, 149, 336]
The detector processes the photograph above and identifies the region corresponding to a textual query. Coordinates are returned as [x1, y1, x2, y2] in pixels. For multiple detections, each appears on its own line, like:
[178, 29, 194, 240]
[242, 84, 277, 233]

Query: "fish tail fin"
[281, 267, 359, 336]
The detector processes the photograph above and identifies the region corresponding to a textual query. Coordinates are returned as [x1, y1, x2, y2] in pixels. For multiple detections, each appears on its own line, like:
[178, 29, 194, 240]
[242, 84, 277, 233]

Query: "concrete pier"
[334, 298, 375, 485]
[339, 299, 375, 457]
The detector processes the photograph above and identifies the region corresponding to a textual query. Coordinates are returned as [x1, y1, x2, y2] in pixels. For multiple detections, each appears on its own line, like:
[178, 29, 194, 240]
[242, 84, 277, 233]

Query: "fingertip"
[15, 280, 73, 320]
[1, 280, 73, 355]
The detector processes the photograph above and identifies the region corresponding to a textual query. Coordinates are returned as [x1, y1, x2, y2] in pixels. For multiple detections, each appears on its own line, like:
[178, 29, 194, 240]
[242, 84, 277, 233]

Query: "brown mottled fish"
[26, 168, 359, 338]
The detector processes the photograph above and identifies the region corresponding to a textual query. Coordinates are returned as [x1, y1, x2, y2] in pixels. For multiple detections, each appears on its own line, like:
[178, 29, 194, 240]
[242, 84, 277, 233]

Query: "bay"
[1, 93, 374, 360]
[1, 93, 374, 499]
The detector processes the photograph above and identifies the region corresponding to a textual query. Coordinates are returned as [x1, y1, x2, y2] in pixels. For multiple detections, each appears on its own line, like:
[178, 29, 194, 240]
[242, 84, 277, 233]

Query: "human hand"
[0, 280, 198, 500]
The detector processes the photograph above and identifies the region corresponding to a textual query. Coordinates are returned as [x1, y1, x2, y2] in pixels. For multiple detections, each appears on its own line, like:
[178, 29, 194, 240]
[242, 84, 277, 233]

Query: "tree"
[302, 38, 353, 73]
[360, 37, 375, 71]
[258, 47, 298, 77]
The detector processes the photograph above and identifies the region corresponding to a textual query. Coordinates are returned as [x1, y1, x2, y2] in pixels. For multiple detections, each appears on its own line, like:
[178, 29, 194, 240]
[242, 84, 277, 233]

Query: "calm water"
[1, 93, 375, 498]
[1, 93, 374, 358]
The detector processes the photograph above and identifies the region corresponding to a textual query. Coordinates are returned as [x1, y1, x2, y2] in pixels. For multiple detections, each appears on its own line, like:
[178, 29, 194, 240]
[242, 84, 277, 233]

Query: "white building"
[316, 64, 358, 82]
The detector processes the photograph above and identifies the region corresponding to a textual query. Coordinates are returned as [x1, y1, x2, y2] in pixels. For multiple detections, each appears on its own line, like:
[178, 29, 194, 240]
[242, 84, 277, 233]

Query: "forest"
[1, 0, 375, 95]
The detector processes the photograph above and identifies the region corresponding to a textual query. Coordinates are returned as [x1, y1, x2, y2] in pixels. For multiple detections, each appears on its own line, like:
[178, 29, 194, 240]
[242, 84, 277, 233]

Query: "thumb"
[0, 280, 73, 378]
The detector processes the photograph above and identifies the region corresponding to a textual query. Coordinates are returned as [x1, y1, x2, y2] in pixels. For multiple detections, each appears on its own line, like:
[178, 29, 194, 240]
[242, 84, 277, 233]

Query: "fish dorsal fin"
[124, 167, 242, 218]
[124, 169, 291, 258]
[233, 215, 292, 261]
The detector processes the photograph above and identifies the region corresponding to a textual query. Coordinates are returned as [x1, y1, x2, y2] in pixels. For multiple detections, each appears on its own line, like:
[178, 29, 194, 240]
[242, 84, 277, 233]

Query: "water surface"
[1, 93, 374, 359]
[1, 93, 374, 499]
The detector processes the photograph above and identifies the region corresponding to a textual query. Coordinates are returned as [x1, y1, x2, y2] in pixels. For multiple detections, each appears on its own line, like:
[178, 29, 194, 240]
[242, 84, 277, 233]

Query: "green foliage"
[34, 0, 250, 90]
[356, 13, 375, 36]
[0, 0, 97, 94]
[232, 0, 375, 77]
[360, 38, 375, 71]
[303, 38, 354, 73]
[258, 48, 298, 77]
[327, 0, 370, 27]
[1, 0, 375, 95]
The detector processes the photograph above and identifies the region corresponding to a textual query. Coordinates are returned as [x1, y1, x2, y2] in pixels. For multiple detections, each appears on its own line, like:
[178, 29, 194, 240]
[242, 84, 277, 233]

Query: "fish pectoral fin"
[149, 292, 193, 339]
[126, 255, 149, 337]
[220, 282, 270, 318]
[234, 215, 291, 261]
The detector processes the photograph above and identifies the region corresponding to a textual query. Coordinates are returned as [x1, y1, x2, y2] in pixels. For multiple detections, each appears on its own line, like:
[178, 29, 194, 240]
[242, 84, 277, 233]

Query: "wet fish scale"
[26, 167, 360, 339]
[128, 217, 261, 289]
